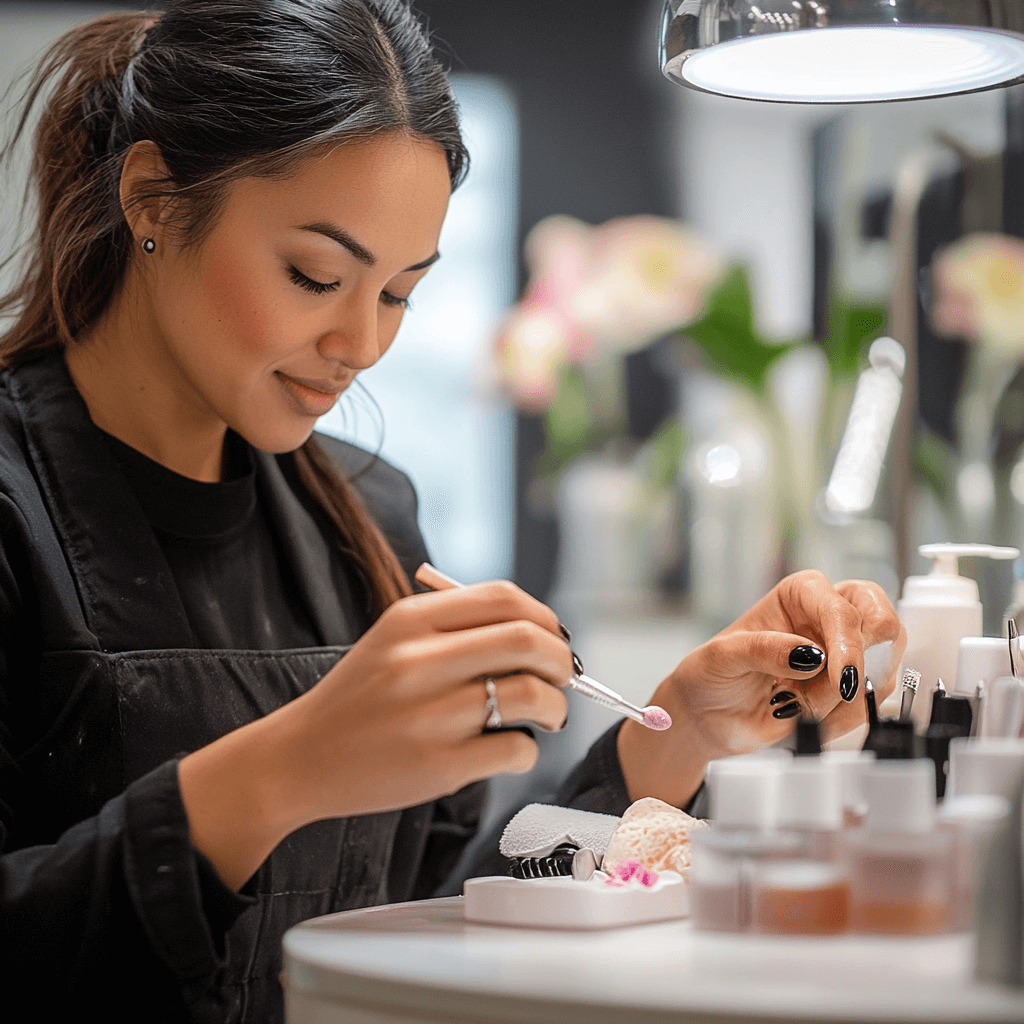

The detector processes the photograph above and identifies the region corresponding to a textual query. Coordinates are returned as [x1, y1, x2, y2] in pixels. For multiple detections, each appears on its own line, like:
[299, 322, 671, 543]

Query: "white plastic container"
[897, 543, 1017, 731]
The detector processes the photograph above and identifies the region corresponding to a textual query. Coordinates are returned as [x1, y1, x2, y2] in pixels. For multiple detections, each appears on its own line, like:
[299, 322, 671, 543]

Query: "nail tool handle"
[414, 563, 652, 727]
[568, 672, 647, 726]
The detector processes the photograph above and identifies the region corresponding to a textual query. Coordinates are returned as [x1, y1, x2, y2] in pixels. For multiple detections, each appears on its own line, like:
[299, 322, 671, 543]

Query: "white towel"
[499, 803, 621, 859]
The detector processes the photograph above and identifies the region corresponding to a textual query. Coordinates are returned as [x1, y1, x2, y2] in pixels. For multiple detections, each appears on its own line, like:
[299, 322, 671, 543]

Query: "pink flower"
[493, 306, 569, 413]
[492, 215, 727, 411]
[603, 858, 659, 888]
[931, 233, 1024, 353]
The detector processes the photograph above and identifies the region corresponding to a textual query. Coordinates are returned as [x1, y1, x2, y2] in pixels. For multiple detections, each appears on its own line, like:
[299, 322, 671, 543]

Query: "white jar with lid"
[897, 543, 1017, 730]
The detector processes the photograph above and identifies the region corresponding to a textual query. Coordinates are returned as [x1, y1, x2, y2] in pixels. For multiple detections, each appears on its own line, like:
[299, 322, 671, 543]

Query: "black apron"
[5, 355, 427, 1021]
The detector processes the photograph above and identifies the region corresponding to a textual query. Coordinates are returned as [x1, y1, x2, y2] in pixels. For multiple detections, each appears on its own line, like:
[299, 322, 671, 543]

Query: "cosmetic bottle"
[947, 736, 1024, 799]
[895, 543, 1017, 729]
[750, 722, 850, 935]
[846, 759, 953, 935]
[862, 718, 918, 759]
[690, 759, 800, 932]
[937, 794, 1011, 932]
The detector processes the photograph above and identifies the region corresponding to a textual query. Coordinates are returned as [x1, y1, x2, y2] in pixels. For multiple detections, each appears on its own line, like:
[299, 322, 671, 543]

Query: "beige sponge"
[602, 797, 708, 875]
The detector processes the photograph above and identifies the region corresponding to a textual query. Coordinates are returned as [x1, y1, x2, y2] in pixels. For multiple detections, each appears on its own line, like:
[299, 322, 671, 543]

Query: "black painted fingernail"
[572, 651, 584, 677]
[840, 665, 859, 702]
[559, 622, 572, 643]
[770, 690, 798, 706]
[789, 645, 825, 672]
[772, 701, 802, 720]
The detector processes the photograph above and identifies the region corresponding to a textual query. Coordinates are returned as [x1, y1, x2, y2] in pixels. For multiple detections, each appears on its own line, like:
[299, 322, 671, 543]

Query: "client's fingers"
[775, 571, 865, 708]
[834, 579, 907, 704]
[704, 629, 825, 682]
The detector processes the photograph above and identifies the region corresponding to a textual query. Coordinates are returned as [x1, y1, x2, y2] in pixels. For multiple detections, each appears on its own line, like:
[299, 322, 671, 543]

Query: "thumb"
[708, 629, 827, 681]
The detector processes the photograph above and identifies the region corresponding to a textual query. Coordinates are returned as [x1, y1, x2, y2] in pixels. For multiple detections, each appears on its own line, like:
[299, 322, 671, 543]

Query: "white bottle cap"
[777, 760, 842, 829]
[864, 759, 936, 834]
[709, 759, 780, 829]
[821, 749, 875, 812]
[902, 544, 1019, 605]
[955, 637, 1011, 697]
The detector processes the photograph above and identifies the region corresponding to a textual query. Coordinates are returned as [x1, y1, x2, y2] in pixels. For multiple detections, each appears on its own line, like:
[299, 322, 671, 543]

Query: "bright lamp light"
[661, 1, 1024, 103]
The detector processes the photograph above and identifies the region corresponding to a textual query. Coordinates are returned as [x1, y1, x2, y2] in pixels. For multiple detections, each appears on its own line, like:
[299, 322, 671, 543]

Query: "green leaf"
[682, 264, 794, 392]
[913, 427, 953, 502]
[826, 296, 888, 377]
[538, 366, 597, 477]
[645, 418, 686, 492]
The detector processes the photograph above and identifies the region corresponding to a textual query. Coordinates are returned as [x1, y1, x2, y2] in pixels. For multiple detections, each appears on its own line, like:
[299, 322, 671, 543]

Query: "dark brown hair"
[0, 1, 469, 618]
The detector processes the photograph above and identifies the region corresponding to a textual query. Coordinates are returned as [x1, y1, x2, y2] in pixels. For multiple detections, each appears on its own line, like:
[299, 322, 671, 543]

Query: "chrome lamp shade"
[660, 1, 1024, 103]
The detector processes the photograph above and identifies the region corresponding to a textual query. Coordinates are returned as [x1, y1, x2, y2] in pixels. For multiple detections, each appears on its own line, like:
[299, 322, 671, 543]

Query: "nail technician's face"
[151, 132, 451, 453]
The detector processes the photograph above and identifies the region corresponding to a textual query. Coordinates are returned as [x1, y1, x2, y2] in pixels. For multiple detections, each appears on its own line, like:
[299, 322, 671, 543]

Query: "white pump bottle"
[897, 543, 1018, 731]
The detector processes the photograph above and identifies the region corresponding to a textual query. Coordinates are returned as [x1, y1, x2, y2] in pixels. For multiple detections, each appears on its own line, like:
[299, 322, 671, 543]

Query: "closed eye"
[288, 265, 339, 295]
[381, 291, 412, 310]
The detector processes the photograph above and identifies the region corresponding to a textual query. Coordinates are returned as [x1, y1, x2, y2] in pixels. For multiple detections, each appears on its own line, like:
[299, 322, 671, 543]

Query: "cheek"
[193, 238, 287, 361]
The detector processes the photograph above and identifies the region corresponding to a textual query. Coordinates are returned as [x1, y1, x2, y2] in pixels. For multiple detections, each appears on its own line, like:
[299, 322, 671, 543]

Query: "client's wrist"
[616, 681, 710, 810]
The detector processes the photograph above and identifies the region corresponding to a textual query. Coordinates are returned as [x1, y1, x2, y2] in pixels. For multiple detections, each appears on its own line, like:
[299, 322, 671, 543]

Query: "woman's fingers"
[402, 578, 564, 639]
[418, 673, 569, 737]
[456, 729, 540, 785]
[399, 619, 574, 694]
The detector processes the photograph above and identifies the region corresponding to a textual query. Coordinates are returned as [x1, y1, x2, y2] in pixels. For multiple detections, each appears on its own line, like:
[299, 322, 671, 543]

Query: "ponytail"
[0, 1, 465, 618]
[0, 13, 155, 362]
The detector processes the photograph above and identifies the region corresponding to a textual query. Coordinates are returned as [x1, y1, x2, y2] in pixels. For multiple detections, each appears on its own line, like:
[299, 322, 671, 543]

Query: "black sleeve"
[0, 491, 252, 1015]
[0, 757, 253, 1017]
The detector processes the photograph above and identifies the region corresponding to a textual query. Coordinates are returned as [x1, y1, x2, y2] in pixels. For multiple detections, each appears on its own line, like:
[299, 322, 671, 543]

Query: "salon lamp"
[660, 1, 1024, 103]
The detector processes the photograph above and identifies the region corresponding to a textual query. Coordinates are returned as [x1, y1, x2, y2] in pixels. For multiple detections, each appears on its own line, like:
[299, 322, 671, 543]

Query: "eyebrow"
[298, 221, 441, 273]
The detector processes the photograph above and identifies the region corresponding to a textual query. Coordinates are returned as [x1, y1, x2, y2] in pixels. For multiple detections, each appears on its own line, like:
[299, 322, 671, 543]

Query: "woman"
[0, 1, 904, 1020]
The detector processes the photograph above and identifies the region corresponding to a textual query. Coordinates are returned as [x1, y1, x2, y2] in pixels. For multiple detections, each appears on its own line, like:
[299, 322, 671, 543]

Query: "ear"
[119, 140, 171, 245]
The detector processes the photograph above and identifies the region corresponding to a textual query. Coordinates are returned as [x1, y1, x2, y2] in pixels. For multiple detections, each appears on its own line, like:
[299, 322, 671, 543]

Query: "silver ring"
[484, 678, 502, 730]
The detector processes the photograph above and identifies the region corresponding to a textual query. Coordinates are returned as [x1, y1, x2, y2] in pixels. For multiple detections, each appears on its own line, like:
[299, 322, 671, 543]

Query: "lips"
[276, 372, 348, 416]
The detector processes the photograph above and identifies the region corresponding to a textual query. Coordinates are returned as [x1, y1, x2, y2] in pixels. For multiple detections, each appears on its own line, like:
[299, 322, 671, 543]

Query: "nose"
[315, 292, 382, 371]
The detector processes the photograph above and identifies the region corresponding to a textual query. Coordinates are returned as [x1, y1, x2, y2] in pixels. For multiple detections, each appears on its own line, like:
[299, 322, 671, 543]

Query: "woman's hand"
[617, 571, 906, 809]
[179, 580, 571, 889]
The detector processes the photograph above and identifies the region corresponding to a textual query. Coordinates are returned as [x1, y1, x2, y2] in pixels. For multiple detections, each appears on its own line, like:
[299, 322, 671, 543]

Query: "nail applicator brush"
[413, 563, 672, 731]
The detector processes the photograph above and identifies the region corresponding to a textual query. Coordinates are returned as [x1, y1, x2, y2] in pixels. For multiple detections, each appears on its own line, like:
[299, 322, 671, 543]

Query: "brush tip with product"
[642, 706, 672, 731]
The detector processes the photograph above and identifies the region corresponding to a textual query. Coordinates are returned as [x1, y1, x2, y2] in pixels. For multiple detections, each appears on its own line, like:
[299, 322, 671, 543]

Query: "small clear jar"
[690, 830, 803, 932]
[750, 860, 850, 935]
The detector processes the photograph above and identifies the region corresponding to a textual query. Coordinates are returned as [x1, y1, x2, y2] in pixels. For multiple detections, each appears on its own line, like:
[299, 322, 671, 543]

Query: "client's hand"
[617, 570, 906, 808]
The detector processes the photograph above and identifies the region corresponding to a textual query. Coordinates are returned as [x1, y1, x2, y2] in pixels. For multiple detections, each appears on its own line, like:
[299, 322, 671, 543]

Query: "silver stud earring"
[141, 237, 156, 254]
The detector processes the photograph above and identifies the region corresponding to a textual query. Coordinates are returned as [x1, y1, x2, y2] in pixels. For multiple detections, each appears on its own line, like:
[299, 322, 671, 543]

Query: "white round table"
[283, 896, 1024, 1024]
